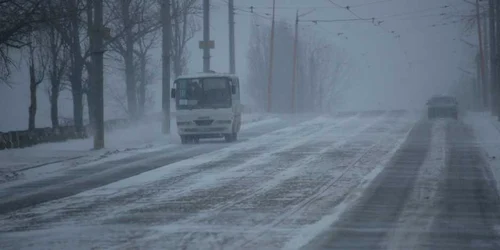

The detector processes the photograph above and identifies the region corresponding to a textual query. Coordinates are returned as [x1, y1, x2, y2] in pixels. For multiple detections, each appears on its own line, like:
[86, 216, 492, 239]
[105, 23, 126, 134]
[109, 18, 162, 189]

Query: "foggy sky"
[0, 0, 476, 131]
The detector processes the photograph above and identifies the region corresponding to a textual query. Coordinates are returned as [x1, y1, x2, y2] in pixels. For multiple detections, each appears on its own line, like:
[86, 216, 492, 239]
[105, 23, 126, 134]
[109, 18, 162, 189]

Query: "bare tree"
[106, 0, 199, 118]
[246, 18, 270, 112]
[321, 49, 351, 112]
[0, 0, 61, 85]
[246, 19, 294, 112]
[40, 24, 69, 129]
[26, 31, 47, 131]
[106, 80, 130, 117]
[171, 0, 200, 78]
[48, 0, 116, 132]
[43, 0, 89, 133]
[135, 31, 159, 116]
[107, 0, 160, 119]
[302, 35, 351, 112]
[246, 17, 352, 113]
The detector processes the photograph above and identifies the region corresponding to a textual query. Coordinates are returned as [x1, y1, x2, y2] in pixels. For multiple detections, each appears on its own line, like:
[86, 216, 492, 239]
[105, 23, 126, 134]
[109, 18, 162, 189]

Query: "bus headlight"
[177, 121, 192, 126]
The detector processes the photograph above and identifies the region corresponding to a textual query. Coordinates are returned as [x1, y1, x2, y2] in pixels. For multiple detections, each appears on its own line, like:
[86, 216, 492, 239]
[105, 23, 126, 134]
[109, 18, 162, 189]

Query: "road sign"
[199, 40, 215, 49]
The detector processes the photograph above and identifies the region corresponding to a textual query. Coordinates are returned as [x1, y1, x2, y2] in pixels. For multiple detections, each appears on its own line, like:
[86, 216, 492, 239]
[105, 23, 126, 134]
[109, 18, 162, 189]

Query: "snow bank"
[465, 112, 500, 193]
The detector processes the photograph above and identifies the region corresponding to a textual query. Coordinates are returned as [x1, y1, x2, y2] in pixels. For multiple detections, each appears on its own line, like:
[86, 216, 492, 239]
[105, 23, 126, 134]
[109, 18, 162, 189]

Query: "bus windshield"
[175, 77, 232, 110]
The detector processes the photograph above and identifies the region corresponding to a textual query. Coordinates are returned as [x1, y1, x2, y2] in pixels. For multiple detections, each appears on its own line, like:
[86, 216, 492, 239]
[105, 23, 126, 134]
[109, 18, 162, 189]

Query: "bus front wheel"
[224, 133, 237, 143]
[181, 136, 188, 144]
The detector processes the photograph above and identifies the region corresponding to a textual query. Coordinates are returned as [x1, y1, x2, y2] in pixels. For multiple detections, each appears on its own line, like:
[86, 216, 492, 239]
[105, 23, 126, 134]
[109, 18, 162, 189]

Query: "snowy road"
[1, 111, 500, 249]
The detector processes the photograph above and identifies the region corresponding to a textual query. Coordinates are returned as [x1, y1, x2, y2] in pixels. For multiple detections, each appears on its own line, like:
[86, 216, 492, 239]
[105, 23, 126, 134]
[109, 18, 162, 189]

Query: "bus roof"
[175, 72, 238, 80]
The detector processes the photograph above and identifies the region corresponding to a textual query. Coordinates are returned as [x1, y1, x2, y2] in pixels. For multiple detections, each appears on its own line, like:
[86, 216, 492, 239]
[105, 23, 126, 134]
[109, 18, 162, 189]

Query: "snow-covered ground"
[0, 111, 419, 249]
[465, 112, 500, 193]
[5, 111, 500, 249]
[0, 113, 277, 182]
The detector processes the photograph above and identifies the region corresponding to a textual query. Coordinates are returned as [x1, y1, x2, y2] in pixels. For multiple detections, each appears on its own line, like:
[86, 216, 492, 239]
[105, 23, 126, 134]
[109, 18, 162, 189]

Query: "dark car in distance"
[427, 95, 458, 119]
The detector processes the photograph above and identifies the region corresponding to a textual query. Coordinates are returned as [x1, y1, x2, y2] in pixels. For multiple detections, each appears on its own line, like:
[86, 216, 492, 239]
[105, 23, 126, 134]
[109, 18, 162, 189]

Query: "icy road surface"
[1, 110, 500, 249]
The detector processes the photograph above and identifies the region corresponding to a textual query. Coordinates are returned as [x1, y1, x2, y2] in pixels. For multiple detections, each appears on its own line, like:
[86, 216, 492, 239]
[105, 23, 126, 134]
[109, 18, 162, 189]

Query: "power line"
[235, 5, 464, 41]
[236, 5, 341, 10]
[326, 0, 363, 19]
[234, 1, 467, 46]
[324, 0, 416, 69]
[233, 2, 465, 28]
[234, 7, 273, 20]
[325, 0, 399, 37]
[349, 0, 393, 8]
[380, 5, 450, 18]
[221, 0, 395, 12]
[236, 6, 375, 26]
[301, 18, 372, 23]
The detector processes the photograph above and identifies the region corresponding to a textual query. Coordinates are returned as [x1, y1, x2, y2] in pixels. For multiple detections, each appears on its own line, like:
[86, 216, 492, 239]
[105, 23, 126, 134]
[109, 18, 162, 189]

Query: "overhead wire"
[324, 0, 416, 68]
[231, 1, 467, 37]
[234, 7, 274, 21]
[223, 0, 465, 28]
[220, 0, 469, 69]
[324, 0, 399, 37]
[226, 0, 395, 11]
[377, 5, 452, 19]
[349, 0, 393, 8]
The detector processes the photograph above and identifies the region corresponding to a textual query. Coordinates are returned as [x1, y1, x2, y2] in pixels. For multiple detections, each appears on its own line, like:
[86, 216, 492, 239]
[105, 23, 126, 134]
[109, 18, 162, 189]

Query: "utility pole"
[267, 0, 276, 113]
[476, 53, 482, 109]
[496, 0, 500, 119]
[489, 0, 497, 116]
[291, 10, 299, 113]
[483, 8, 490, 109]
[203, 0, 211, 72]
[228, 0, 235, 74]
[161, 0, 172, 134]
[92, 0, 104, 149]
[476, 0, 487, 110]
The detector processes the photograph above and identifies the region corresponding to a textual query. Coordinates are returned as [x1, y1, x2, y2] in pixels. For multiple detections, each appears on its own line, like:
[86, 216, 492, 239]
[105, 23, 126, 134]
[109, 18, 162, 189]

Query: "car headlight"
[215, 120, 232, 124]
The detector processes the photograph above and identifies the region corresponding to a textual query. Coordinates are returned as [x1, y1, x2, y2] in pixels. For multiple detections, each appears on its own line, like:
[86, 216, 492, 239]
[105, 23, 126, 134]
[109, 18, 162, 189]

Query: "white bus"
[171, 72, 242, 144]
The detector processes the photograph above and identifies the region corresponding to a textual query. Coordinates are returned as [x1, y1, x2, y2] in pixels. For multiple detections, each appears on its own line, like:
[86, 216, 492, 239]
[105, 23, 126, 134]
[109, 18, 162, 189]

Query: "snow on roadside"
[0, 113, 276, 183]
[465, 112, 500, 193]
[0, 120, 174, 183]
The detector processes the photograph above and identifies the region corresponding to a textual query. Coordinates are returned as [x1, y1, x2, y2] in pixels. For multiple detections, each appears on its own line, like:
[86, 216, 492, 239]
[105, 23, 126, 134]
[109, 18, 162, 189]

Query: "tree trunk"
[123, 1, 137, 119]
[125, 43, 137, 119]
[308, 54, 315, 112]
[86, 85, 93, 132]
[489, 0, 497, 116]
[86, 63, 95, 129]
[48, 25, 61, 130]
[71, 65, 84, 134]
[496, 0, 500, 120]
[180, 2, 188, 76]
[137, 55, 147, 117]
[69, 4, 85, 134]
[476, 54, 482, 110]
[483, 14, 490, 109]
[172, 4, 182, 78]
[28, 62, 37, 131]
[173, 54, 182, 78]
[50, 80, 59, 129]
